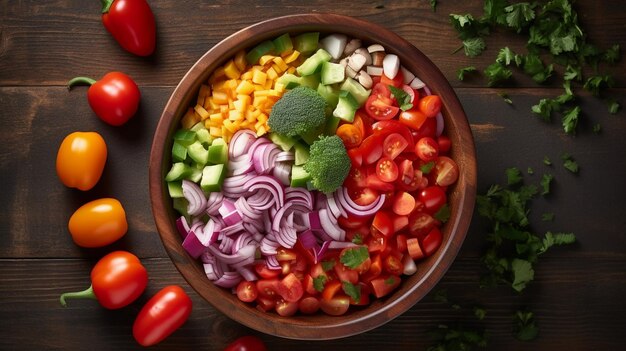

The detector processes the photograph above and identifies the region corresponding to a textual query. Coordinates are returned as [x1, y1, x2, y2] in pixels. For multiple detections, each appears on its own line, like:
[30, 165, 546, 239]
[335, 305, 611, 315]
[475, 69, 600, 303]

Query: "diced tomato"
[418, 95, 442, 118]
[360, 254, 382, 283]
[383, 255, 404, 276]
[412, 117, 437, 140]
[256, 279, 280, 299]
[396, 234, 408, 254]
[255, 296, 276, 312]
[350, 282, 372, 306]
[336, 123, 364, 149]
[371, 120, 415, 150]
[383, 133, 408, 160]
[392, 192, 416, 216]
[380, 71, 404, 88]
[298, 296, 320, 314]
[345, 226, 370, 244]
[371, 82, 392, 98]
[310, 262, 329, 279]
[321, 280, 343, 301]
[370, 275, 401, 298]
[294, 239, 317, 265]
[419, 186, 447, 214]
[415, 137, 439, 162]
[345, 167, 367, 189]
[365, 174, 395, 192]
[350, 187, 379, 207]
[408, 211, 436, 238]
[367, 232, 387, 254]
[319, 295, 351, 316]
[302, 274, 317, 295]
[347, 147, 363, 168]
[275, 247, 297, 262]
[398, 168, 427, 192]
[398, 158, 414, 185]
[434, 156, 460, 186]
[407, 237, 425, 259]
[334, 263, 359, 284]
[359, 133, 385, 164]
[276, 273, 304, 303]
[437, 135, 451, 154]
[399, 108, 428, 131]
[422, 227, 443, 257]
[365, 94, 400, 120]
[375, 157, 399, 183]
[254, 264, 280, 279]
[372, 211, 394, 237]
[338, 214, 371, 230]
[236, 281, 258, 303]
[275, 299, 299, 316]
[392, 215, 409, 232]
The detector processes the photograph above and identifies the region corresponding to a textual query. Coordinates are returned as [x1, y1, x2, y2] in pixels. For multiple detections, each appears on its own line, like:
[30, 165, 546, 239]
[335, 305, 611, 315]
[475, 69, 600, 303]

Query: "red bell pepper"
[101, 0, 156, 56]
[59, 251, 148, 309]
[133, 285, 192, 346]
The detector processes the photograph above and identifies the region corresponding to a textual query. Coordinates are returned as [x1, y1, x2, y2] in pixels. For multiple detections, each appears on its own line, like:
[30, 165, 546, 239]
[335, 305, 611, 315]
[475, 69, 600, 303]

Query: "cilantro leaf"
[339, 246, 369, 269]
[427, 324, 488, 351]
[321, 259, 335, 271]
[593, 123, 601, 134]
[457, 66, 477, 81]
[496, 47, 516, 66]
[385, 276, 399, 286]
[484, 62, 512, 86]
[434, 204, 451, 223]
[352, 233, 363, 245]
[313, 275, 327, 292]
[483, 0, 508, 25]
[540, 173, 553, 195]
[531, 98, 559, 121]
[342, 281, 361, 302]
[513, 310, 539, 341]
[430, 0, 437, 12]
[506, 167, 523, 186]
[504, 2, 536, 32]
[603, 44, 620, 64]
[561, 153, 579, 173]
[511, 258, 534, 292]
[449, 14, 489, 40]
[463, 37, 487, 57]
[498, 92, 513, 105]
[421, 161, 435, 174]
[561, 106, 581, 134]
[539, 231, 576, 254]
[583, 75, 614, 96]
[474, 307, 487, 321]
[522, 53, 553, 84]
[607, 99, 620, 114]
[541, 212, 554, 221]
[543, 156, 551, 166]
[563, 64, 582, 81]
[388, 85, 413, 111]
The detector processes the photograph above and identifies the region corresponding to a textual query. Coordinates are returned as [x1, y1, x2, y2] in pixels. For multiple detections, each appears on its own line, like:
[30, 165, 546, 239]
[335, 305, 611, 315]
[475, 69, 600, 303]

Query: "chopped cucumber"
[172, 141, 187, 162]
[299, 123, 324, 145]
[187, 141, 209, 166]
[167, 181, 184, 198]
[173, 129, 196, 146]
[317, 83, 340, 109]
[299, 74, 321, 89]
[293, 142, 310, 166]
[190, 122, 206, 132]
[207, 138, 228, 164]
[165, 162, 193, 182]
[245, 40, 275, 65]
[325, 116, 342, 135]
[201, 164, 226, 193]
[321, 61, 345, 85]
[273, 33, 293, 54]
[195, 128, 212, 146]
[269, 133, 297, 151]
[297, 49, 332, 76]
[172, 197, 189, 217]
[333, 90, 360, 122]
[290, 165, 311, 188]
[293, 32, 320, 55]
[276, 73, 301, 89]
[340, 77, 371, 106]
[189, 167, 203, 183]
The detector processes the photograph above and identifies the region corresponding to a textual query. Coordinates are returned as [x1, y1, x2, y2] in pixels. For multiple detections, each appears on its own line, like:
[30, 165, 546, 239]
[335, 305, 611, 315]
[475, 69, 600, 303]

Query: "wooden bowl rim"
[149, 13, 477, 340]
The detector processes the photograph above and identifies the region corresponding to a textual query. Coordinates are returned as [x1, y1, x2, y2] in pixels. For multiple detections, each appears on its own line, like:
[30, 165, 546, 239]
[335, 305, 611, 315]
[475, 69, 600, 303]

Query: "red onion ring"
[182, 179, 207, 216]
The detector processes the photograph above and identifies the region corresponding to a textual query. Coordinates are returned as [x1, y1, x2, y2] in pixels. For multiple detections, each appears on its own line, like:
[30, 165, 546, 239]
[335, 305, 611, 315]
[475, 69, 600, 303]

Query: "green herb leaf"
[421, 161, 435, 174]
[607, 99, 620, 114]
[498, 92, 513, 104]
[561, 106, 581, 134]
[430, 0, 437, 12]
[506, 167, 523, 186]
[522, 53, 553, 84]
[540, 173, 553, 195]
[484, 62, 513, 86]
[527, 167, 534, 175]
[541, 212, 554, 221]
[483, 0, 508, 25]
[385, 276, 398, 286]
[340, 246, 369, 269]
[450, 14, 489, 40]
[321, 259, 335, 271]
[342, 281, 361, 302]
[513, 310, 539, 341]
[434, 204, 451, 223]
[463, 37, 487, 57]
[583, 75, 614, 96]
[593, 123, 602, 134]
[313, 275, 327, 292]
[389, 85, 413, 111]
[511, 258, 534, 292]
[474, 307, 487, 321]
[352, 233, 363, 245]
[496, 47, 516, 66]
[603, 44, 620, 64]
[531, 98, 558, 121]
[504, 2, 536, 32]
[543, 156, 551, 166]
[563, 64, 582, 81]
[457, 66, 477, 81]
[539, 231, 576, 254]
[561, 153, 579, 173]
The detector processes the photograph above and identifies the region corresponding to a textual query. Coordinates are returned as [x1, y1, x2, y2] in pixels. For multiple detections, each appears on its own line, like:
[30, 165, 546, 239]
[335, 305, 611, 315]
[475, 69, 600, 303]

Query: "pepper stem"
[60, 285, 97, 307]
[67, 76, 97, 91]
[101, 0, 114, 14]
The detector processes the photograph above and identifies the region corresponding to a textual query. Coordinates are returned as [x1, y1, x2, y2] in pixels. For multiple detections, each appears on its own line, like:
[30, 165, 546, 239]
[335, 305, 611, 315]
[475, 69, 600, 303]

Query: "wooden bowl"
[149, 14, 476, 340]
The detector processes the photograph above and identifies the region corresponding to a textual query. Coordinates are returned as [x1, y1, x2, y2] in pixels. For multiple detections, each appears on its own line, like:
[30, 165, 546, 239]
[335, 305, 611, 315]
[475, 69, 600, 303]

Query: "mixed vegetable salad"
[165, 32, 460, 316]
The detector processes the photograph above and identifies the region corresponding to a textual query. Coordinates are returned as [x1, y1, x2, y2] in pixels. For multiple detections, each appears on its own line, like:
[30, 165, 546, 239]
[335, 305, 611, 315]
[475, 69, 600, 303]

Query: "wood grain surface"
[1, 0, 625, 350]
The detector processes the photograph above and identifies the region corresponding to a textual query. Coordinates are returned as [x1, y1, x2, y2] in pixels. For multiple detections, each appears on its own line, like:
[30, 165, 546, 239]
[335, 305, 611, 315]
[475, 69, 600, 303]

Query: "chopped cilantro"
[384, 276, 398, 286]
[506, 167, 523, 186]
[563, 64, 582, 81]
[352, 233, 363, 245]
[543, 156, 551, 166]
[427, 324, 488, 351]
[342, 281, 361, 302]
[603, 44, 620, 64]
[511, 258, 534, 292]
[457, 66, 477, 81]
[607, 99, 620, 114]
[496, 47, 516, 66]
[498, 92, 513, 104]
[430, 0, 437, 12]
[527, 167, 534, 175]
[474, 307, 487, 321]
[484, 62, 512, 86]
[388, 85, 413, 111]
[513, 310, 539, 341]
[531, 98, 558, 121]
[421, 161, 436, 174]
[463, 37, 487, 57]
[541, 212, 554, 222]
[321, 259, 335, 271]
[593, 123, 602, 134]
[561, 106, 581, 134]
[561, 153, 579, 173]
[434, 204, 451, 223]
[522, 53, 553, 84]
[504, 2, 536, 32]
[583, 75, 614, 97]
[540, 173, 553, 195]
[313, 275, 327, 292]
[339, 246, 369, 269]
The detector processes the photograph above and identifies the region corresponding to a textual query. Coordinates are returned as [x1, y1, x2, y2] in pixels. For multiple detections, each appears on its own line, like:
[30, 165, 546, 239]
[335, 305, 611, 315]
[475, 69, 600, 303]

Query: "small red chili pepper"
[59, 251, 148, 309]
[101, 0, 156, 56]
[68, 72, 141, 126]
[133, 285, 192, 347]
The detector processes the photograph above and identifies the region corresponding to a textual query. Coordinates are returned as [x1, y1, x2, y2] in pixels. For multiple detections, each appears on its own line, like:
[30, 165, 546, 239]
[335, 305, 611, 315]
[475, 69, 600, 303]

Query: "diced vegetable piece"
[273, 33, 293, 54]
[188, 167, 203, 183]
[167, 181, 184, 198]
[195, 128, 212, 145]
[269, 133, 297, 151]
[245, 40, 275, 65]
[290, 165, 311, 188]
[333, 90, 359, 122]
[299, 74, 321, 89]
[297, 49, 332, 76]
[317, 83, 340, 110]
[340, 77, 371, 106]
[207, 138, 228, 164]
[172, 141, 187, 162]
[293, 32, 320, 55]
[383, 54, 400, 79]
[201, 164, 226, 192]
[321, 61, 345, 85]
[172, 197, 189, 217]
[187, 141, 209, 166]
[320, 34, 348, 60]
[165, 162, 193, 182]
[293, 142, 310, 166]
[277, 73, 301, 89]
[173, 129, 196, 146]
[325, 116, 342, 135]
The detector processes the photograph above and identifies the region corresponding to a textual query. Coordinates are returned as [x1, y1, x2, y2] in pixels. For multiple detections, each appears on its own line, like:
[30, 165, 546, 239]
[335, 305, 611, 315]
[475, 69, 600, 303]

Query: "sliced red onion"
[273, 162, 291, 186]
[182, 230, 205, 259]
[265, 255, 281, 270]
[227, 154, 254, 176]
[220, 222, 244, 236]
[214, 271, 242, 288]
[435, 112, 444, 137]
[244, 175, 285, 208]
[336, 187, 386, 217]
[218, 199, 236, 217]
[276, 226, 297, 249]
[229, 129, 257, 159]
[207, 244, 256, 265]
[308, 211, 322, 232]
[276, 151, 295, 162]
[175, 216, 190, 239]
[203, 261, 222, 281]
[237, 266, 258, 281]
[299, 230, 318, 249]
[247, 137, 271, 157]
[285, 188, 313, 210]
[219, 236, 234, 253]
[326, 193, 347, 219]
[260, 234, 279, 255]
[423, 84, 432, 96]
[182, 179, 207, 216]
[232, 232, 254, 254]
[235, 197, 262, 220]
[189, 220, 203, 236]
[252, 143, 277, 174]
[314, 240, 331, 263]
[201, 251, 215, 264]
[318, 208, 345, 241]
[403, 255, 418, 275]
[328, 241, 360, 250]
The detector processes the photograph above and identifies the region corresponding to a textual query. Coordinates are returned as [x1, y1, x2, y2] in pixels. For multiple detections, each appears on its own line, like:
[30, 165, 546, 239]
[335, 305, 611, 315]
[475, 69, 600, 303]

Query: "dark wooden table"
[1, 1, 625, 350]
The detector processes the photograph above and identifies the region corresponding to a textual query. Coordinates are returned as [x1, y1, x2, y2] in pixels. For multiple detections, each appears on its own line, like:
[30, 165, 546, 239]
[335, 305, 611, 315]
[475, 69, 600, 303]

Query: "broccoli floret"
[303, 135, 351, 193]
[268, 86, 327, 138]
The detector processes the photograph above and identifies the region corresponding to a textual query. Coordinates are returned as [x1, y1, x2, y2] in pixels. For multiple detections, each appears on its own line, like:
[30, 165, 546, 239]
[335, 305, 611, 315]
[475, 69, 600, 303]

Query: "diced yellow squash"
[259, 55, 276, 66]
[256, 125, 268, 136]
[287, 66, 297, 74]
[266, 67, 278, 80]
[209, 67, 226, 84]
[212, 91, 229, 105]
[194, 104, 210, 120]
[235, 80, 255, 95]
[234, 50, 247, 72]
[223, 60, 241, 80]
[283, 50, 300, 64]
[209, 126, 222, 137]
[181, 108, 200, 129]
[228, 110, 243, 121]
[252, 70, 267, 86]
